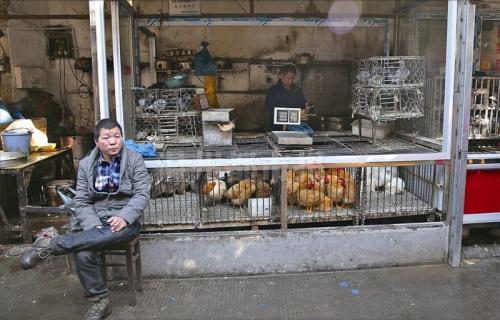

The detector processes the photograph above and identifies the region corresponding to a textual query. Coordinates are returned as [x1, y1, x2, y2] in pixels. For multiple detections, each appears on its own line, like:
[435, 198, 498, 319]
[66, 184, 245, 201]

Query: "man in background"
[265, 64, 314, 134]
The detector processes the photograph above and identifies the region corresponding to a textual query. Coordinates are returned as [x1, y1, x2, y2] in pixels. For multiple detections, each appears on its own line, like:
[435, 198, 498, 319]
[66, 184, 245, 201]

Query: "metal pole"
[111, 0, 125, 133]
[448, 0, 475, 268]
[441, 0, 458, 158]
[89, 0, 109, 120]
[149, 35, 157, 84]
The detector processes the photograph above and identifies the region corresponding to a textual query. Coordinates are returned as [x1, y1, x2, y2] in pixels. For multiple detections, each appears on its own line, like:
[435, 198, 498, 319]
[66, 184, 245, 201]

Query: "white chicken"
[202, 179, 227, 203]
[384, 177, 405, 194]
[365, 166, 398, 191]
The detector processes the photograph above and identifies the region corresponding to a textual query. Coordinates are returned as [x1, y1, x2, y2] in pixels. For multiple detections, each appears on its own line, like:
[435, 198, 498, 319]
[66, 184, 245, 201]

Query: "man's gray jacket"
[74, 146, 151, 230]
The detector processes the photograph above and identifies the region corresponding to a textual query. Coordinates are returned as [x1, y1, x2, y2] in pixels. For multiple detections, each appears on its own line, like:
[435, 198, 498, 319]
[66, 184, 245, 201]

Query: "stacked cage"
[352, 56, 426, 122]
[132, 87, 201, 147]
[469, 77, 500, 138]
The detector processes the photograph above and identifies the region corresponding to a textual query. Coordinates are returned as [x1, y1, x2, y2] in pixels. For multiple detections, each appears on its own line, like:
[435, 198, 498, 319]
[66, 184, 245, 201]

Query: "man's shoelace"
[33, 237, 52, 259]
[86, 300, 107, 316]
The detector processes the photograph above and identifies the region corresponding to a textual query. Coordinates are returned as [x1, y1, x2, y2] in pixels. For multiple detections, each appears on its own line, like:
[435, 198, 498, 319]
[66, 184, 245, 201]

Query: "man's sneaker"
[20, 237, 53, 270]
[85, 297, 112, 320]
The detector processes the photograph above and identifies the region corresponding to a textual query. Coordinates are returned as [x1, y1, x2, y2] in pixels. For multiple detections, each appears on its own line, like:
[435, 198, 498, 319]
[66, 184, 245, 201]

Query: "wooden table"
[0, 148, 74, 242]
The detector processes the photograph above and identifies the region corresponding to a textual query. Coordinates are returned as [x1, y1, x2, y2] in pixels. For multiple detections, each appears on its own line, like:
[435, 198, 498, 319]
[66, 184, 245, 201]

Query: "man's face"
[95, 127, 123, 160]
[280, 72, 296, 90]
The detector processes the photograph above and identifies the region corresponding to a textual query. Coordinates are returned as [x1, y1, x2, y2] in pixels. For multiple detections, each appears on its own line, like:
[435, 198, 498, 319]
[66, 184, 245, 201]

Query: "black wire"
[58, 56, 66, 127]
[65, 55, 91, 99]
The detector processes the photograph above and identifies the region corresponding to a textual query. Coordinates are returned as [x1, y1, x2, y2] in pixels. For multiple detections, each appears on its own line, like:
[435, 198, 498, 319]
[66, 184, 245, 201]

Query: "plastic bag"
[124, 139, 157, 158]
[194, 40, 218, 76]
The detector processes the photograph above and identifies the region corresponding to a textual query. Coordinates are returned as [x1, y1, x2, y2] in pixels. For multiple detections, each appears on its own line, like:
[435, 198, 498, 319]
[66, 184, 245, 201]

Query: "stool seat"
[99, 236, 142, 306]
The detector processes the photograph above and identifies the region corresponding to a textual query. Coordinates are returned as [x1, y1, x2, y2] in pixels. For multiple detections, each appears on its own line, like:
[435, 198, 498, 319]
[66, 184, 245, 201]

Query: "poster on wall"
[169, 0, 201, 16]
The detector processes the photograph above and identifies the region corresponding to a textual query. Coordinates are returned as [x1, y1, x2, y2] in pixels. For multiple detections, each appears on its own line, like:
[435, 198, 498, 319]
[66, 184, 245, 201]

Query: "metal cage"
[356, 56, 426, 87]
[352, 56, 426, 122]
[469, 77, 500, 138]
[352, 87, 424, 122]
[142, 162, 445, 230]
[132, 88, 201, 146]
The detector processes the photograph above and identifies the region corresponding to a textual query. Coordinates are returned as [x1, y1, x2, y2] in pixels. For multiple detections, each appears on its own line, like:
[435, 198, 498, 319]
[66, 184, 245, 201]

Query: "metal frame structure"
[99, 1, 477, 268]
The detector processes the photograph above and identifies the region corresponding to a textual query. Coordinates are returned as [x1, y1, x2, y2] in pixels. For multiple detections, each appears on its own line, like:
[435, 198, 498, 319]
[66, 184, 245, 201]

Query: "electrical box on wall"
[45, 28, 74, 60]
[14, 66, 47, 89]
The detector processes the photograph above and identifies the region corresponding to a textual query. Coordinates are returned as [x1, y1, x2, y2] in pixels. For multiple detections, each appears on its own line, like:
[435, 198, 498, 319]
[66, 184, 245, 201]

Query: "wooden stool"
[99, 236, 143, 306]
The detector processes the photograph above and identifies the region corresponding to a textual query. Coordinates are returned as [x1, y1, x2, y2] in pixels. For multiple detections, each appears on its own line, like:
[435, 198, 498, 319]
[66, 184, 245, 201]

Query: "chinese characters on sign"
[169, 0, 201, 16]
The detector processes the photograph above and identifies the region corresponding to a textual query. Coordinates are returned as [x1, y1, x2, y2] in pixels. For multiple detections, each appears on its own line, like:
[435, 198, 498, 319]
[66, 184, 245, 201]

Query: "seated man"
[20, 118, 151, 320]
[265, 64, 314, 134]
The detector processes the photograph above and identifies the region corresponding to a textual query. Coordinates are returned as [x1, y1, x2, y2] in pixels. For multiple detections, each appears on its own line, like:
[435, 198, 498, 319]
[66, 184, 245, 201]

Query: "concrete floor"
[0, 250, 498, 320]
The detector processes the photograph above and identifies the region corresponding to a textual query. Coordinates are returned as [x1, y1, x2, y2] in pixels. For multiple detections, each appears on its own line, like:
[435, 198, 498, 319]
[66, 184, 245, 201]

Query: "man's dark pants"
[50, 218, 140, 300]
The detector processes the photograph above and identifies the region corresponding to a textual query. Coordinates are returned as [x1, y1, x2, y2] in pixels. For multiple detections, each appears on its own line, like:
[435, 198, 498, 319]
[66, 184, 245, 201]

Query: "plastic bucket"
[46, 179, 75, 207]
[1, 128, 32, 154]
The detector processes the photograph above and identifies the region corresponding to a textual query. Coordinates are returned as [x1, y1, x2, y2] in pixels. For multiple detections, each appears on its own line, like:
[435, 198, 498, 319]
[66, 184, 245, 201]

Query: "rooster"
[226, 178, 256, 208]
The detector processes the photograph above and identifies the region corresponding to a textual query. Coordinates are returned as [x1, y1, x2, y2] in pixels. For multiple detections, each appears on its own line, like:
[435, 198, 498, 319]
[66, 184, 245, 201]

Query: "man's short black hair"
[94, 118, 123, 139]
[279, 64, 297, 75]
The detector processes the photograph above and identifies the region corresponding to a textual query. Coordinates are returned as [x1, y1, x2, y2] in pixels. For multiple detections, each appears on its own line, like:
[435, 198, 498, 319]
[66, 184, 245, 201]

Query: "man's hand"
[107, 216, 128, 233]
[301, 107, 309, 121]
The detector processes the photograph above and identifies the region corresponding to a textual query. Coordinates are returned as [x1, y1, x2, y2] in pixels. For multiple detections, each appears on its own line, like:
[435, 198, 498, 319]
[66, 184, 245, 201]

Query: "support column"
[111, 0, 124, 132]
[448, 0, 475, 267]
[89, 0, 109, 121]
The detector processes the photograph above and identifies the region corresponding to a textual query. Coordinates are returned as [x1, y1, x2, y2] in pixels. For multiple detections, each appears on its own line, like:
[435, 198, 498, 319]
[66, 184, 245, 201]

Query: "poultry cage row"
[352, 56, 426, 122]
[469, 77, 500, 138]
[142, 163, 445, 230]
[132, 88, 201, 146]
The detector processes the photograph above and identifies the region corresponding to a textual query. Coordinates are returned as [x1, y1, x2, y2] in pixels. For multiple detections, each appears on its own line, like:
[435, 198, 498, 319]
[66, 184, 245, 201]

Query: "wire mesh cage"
[352, 56, 426, 122]
[143, 168, 280, 229]
[132, 88, 201, 146]
[142, 162, 443, 230]
[469, 77, 500, 138]
[286, 163, 442, 225]
[356, 56, 426, 87]
[352, 86, 424, 122]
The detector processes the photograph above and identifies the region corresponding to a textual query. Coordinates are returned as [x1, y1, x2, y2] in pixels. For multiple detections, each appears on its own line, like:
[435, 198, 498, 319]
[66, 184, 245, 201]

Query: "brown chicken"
[297, 180, 323, 213]
[318, 194, 334, 212]
[324, 174, 345, 204]
[225, 178, 256, 208]
[338, 170, 356, 206]
[255, 177, 272, 198]
[287, 179, 300, 206]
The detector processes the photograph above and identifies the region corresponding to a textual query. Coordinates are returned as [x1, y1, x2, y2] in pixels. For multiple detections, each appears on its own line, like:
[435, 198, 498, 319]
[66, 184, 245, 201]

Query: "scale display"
[274, 107, 301, 125]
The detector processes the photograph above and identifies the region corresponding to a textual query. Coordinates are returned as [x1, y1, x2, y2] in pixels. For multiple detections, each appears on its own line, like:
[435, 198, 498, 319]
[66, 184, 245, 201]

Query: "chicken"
[343, 178, 356, 205]
[365, 166, 398, 191]
[295, 169, 325, 185]
[287, 179, 300, 206]
[384, 177, 405, 194]
[225, 178, 256, 208]
[255, 177, 272, 198]
[324, 173, 344, 204]
[202, 179, 227, 203]
[297, 180, 323, 213]
[318, 195, 333, 212]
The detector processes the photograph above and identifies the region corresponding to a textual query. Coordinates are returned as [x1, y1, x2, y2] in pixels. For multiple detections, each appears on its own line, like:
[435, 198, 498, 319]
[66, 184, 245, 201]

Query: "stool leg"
[99, 251, 107, 284]
[135, 242, 143, 292]
[126, 246, 136, 306]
